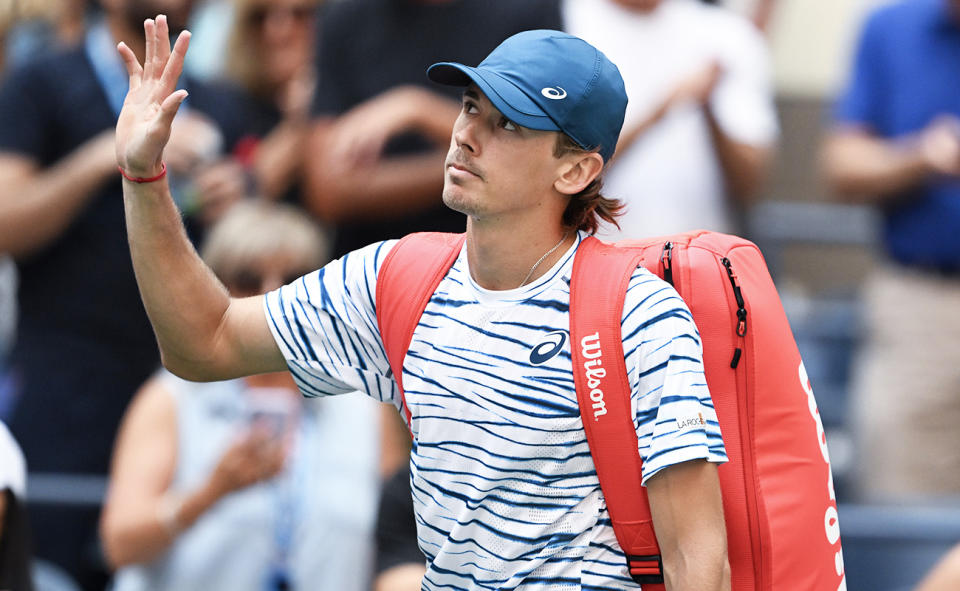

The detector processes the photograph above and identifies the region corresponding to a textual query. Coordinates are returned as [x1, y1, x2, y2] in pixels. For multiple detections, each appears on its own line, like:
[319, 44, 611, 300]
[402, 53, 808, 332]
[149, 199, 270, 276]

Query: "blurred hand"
[165, 112, 224, 175]
[277, 68, 316, 122]
[207, 428, 287, 498]
[920, 116, 960, 177]
[325, 86, 431, 171]
[115, 15, 191, 178]
[90, 129, 123, 177]
[192, 159, 247, 226]
[669, 60, 723, 109]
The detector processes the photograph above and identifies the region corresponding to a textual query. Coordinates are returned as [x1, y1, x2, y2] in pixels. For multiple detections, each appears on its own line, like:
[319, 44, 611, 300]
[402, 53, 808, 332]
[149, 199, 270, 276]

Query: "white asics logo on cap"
[541, 86, 567, 100]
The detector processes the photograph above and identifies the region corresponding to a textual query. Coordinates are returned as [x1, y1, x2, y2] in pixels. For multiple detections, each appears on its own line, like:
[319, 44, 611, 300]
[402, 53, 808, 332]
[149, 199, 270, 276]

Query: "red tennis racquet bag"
[377, 230, 845, 590]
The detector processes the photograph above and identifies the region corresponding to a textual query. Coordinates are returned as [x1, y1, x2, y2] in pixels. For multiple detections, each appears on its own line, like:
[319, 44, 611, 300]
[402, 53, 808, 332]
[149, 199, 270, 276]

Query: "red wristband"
[119, 162, 167, 183]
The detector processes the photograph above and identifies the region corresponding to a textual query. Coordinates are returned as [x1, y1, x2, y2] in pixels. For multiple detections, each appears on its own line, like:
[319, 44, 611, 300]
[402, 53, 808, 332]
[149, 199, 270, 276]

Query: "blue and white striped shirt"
[264, 232, 726, 590]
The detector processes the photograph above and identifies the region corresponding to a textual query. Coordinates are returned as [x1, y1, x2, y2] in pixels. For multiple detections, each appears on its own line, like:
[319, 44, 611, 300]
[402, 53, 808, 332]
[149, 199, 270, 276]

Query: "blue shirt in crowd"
[835, 0, 960, 269]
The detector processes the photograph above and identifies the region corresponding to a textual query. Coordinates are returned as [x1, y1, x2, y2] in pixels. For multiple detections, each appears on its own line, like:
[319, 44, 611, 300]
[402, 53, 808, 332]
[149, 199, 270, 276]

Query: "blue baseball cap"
[427, 29, 628, 163]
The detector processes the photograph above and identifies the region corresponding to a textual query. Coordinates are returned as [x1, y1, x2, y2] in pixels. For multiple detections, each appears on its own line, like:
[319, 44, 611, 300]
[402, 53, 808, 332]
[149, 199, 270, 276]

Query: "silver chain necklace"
[517, 232, 569, 289]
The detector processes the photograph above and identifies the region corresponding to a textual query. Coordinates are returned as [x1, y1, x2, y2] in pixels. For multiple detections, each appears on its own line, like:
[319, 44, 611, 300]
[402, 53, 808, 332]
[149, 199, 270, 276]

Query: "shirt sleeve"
[263, 240, 400, 406]
[709, 13, 779, 146]
[622, 270, 727, 485]
[833, 10, 887, 128]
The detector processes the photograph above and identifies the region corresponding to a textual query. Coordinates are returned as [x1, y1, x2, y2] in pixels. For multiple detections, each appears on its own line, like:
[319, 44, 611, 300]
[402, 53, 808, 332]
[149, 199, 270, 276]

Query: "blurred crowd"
[0, 0, 959, 590]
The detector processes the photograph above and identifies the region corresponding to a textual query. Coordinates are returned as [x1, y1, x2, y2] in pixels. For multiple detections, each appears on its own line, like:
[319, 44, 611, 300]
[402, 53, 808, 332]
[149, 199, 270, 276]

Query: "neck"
[466, 216, 573, 291]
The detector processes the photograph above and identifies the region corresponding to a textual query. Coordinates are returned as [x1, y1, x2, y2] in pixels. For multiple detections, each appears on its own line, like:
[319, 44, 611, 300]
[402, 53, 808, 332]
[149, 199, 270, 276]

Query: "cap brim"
[428, 62, 561, 132]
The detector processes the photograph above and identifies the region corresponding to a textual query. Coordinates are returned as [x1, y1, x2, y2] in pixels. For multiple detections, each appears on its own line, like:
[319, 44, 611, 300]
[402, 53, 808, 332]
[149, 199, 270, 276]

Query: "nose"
[453, 114, 479, 155]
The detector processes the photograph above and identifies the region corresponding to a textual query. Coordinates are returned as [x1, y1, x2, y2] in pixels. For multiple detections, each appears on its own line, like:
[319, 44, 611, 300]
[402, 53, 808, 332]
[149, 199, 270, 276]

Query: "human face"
[247, 0, 317, 86]
[443, 86, 566, 222]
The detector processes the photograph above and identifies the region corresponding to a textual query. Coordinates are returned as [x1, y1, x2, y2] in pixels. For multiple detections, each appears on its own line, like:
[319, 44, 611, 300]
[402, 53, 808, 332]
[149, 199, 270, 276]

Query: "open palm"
[115, 15, 191, 178]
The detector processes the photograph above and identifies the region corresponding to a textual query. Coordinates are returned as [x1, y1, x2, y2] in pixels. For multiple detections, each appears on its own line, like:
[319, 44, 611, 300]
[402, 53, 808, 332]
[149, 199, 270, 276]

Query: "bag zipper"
[721, 257, 747, 368]
[660, 242, 674, 286]
[722, 254, 766, 588]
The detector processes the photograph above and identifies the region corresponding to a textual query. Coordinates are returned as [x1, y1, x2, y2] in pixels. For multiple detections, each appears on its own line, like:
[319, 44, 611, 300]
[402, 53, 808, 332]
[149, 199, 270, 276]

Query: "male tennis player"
[115, 15, 729, 589]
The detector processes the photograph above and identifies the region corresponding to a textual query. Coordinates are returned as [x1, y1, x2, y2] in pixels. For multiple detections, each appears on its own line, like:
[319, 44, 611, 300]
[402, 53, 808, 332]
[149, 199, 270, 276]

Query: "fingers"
[144, 18, 156, 80]
[156, 14, 171, 68]
[156, 89, 189, 133]
[143, 15, 188, 89]
[117, 42, 143, 91]
[159, 30, 191, 99]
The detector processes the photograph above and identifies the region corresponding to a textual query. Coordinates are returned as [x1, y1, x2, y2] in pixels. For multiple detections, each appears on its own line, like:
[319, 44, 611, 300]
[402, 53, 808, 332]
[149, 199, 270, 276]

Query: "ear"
[554, 152, 604, 196]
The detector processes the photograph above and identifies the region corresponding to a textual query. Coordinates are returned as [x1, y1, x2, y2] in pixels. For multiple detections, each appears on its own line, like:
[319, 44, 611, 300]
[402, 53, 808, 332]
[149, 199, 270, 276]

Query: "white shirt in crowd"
[564, 0, 779, 239]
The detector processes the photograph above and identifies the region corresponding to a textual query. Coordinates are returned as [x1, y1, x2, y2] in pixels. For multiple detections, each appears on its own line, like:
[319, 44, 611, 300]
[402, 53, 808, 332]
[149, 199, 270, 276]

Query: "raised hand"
[115, 15, 191, 178]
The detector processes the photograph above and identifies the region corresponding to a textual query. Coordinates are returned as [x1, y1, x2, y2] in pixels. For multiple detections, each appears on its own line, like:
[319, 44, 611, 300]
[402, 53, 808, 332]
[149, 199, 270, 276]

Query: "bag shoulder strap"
[570, 236, 665, 588]
[376, 232, 466, 431]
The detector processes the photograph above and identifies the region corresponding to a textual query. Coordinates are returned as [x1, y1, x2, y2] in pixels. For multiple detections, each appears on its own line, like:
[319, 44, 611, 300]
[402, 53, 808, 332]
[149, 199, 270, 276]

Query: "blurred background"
[1, 0, 959, 590]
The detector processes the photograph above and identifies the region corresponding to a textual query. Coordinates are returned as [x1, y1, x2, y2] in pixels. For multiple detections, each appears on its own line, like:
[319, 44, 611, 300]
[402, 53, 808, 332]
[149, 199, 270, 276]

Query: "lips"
[447, 161, 482, 179]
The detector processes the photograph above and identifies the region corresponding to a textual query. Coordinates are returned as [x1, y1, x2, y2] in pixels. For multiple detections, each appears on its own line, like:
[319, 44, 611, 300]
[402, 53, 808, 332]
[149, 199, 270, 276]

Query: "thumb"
[156, 89, 189, 131]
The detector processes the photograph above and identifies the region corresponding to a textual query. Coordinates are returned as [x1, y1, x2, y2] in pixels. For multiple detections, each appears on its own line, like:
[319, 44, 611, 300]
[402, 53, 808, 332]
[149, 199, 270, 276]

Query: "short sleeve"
[833, 10, 887, 128]
[622, 271, 727, 485]
[710, 15, 779, 146]
[0, 62, 51, 159]
[263, 240, 400, 405]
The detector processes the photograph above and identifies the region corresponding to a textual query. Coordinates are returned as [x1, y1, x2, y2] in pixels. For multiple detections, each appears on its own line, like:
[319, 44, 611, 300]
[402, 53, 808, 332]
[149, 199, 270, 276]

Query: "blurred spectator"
[102, 201, 383, 591]
[564, 0, 778, 240]
[304, 0, 562, 257]
[372, 464, 424, 591]
[182, 0, 233, 79]
[823, 0, 960, 501]
[223, 0, 320, 205]
[0, 420, 32, 591]
[0, 0, 253, 587]
[916, 544, 960, 591]
[2, 0, 90, 70]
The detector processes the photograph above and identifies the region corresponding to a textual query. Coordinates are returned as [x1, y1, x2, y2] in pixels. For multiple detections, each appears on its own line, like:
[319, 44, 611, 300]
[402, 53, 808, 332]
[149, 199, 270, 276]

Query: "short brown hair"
[553, 134, 624, 234]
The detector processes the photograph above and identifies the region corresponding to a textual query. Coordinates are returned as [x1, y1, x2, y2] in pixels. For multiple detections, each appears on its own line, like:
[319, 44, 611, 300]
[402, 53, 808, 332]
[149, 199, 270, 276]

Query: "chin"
[442, 185, 480, 218]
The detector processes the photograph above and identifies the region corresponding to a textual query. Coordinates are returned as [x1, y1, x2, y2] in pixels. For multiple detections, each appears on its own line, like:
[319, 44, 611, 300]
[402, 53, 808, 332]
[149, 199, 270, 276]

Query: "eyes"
[461, 97, 519, 132]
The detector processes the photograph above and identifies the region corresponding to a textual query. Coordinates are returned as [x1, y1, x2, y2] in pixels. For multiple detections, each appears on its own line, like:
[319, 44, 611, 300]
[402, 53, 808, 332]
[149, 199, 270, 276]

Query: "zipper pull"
[661, 242, 674, 286]
[721, 257, 748, 368]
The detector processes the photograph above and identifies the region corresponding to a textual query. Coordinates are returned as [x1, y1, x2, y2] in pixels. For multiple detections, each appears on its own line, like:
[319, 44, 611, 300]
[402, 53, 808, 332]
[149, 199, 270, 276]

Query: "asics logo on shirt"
[530, 330, 567, 365]
[541, 86, 567, 100]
